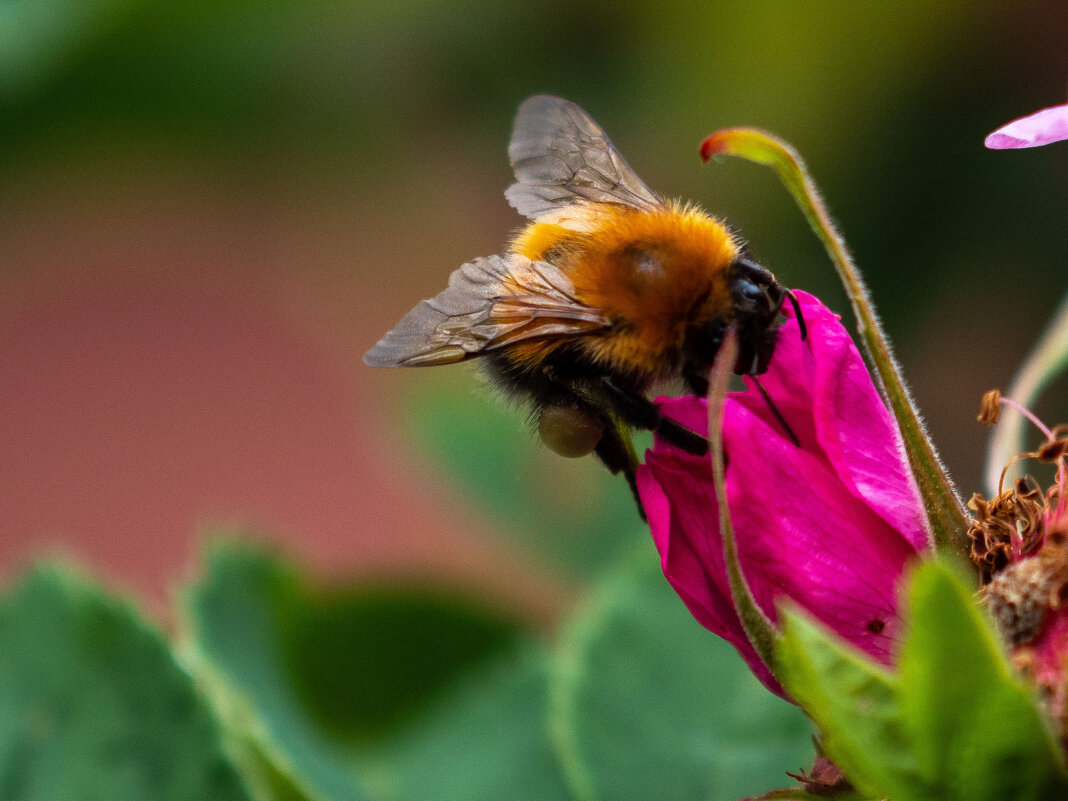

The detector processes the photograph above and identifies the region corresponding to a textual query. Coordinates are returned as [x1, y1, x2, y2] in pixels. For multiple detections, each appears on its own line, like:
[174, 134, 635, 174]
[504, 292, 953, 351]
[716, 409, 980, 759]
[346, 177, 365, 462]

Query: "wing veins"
[505, 95, 662, 230]
[363, 254, 609, 367]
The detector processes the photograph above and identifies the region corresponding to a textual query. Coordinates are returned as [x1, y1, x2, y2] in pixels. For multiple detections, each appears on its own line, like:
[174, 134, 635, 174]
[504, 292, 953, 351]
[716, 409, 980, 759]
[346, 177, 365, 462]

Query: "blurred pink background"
[0, 164, 565, 621]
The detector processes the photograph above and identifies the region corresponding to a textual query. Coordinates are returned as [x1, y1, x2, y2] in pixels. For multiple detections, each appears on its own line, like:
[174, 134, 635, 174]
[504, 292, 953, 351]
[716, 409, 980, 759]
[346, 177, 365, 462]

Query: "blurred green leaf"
[185, 545, 372, 801]
[0, 565, 256, 801]
[0, 0, 127, 97]
[899, 559, 1068, 801]
[405, 377, 646, 579]
[359, 639, 572, 801]
[280, 582, 518, 743]
[548, 542, 813, 801]
[184, 542, 572, 801]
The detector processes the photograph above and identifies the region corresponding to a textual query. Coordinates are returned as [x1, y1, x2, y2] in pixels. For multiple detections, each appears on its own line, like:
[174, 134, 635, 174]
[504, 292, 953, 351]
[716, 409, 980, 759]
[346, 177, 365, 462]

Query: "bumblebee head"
[727, 257, 789, 376]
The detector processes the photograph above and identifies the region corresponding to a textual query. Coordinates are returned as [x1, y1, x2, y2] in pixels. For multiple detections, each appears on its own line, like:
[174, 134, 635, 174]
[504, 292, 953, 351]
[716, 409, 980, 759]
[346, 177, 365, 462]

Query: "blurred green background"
[1, 0, 1067, 609]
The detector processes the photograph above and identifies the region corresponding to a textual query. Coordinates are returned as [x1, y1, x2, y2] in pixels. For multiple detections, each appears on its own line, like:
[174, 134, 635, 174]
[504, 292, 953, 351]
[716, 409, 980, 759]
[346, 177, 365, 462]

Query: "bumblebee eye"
[737, 281, 763, 303]
[538, 405, 605, 458]
[731, 277, 772, 313]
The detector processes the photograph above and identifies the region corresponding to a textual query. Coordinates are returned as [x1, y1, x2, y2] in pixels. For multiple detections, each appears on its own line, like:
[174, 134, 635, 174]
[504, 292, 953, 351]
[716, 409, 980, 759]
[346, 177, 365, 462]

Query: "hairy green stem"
[701, 129, 971, 562]
[708, 330, 780, 671]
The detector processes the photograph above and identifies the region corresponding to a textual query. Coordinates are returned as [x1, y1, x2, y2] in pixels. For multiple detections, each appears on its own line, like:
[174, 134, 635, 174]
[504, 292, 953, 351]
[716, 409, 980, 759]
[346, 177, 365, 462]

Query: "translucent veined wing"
[505, 95, 664, 231]
[363, 253, 611, 367]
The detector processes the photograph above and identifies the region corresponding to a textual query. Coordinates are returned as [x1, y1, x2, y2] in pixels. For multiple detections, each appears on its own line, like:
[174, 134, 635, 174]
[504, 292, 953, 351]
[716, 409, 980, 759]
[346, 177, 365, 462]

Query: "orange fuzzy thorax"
[509, 202, 739, 380]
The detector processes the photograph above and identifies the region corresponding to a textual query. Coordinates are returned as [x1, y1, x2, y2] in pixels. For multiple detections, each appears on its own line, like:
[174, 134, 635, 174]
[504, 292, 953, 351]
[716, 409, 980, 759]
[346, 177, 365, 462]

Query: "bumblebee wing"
[505, 95, 663, 231]
[363, 254, 610, 367]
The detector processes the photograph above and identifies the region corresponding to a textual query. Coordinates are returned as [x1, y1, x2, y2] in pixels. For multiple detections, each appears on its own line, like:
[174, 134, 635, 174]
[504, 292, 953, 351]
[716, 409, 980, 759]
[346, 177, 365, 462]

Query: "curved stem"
[985, 290, 1068, 495]
[708, 329, 779, 671]
[701, 128, 971, 563]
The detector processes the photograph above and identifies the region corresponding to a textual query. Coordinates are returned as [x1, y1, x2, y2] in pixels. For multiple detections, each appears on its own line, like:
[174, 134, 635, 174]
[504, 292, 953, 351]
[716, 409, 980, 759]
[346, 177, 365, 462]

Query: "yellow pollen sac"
[538, 405, 605, 458]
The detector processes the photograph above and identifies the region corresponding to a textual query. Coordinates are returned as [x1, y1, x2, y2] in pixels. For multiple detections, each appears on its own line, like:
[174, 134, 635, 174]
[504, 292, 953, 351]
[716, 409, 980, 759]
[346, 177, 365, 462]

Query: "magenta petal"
[638, 435, 786, 696]
[733, 300, 817, 447]
[985, 103, 1068, 149]
[653, 395, 710, 443]
[723, 402, 919, 663]
[736, 293, 929, 551]
[800, 296, 929, 550]
[637, 453, 733, 639]
[639, 292, 929, 696]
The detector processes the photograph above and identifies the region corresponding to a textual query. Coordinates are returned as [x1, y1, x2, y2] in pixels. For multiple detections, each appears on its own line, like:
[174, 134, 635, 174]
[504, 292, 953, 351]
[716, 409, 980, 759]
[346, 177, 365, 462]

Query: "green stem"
[701, 129, 971, 562]
[708, 330, 780, 671]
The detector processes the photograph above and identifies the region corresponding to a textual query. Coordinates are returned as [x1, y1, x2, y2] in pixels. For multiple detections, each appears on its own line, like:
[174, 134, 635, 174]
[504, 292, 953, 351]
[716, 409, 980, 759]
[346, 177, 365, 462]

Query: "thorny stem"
[701, 129, 971, 563]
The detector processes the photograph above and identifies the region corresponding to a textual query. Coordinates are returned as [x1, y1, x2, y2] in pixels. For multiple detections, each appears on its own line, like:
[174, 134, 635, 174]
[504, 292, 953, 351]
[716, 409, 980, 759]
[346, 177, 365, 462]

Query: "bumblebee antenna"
[752, 376, 800, 447]
[784, 289, 807, 341]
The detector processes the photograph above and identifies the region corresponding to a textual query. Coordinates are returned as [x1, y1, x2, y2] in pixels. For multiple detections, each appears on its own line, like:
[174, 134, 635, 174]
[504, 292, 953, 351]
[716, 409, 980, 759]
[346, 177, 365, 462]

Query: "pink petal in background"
[985, 103, 1068, 149]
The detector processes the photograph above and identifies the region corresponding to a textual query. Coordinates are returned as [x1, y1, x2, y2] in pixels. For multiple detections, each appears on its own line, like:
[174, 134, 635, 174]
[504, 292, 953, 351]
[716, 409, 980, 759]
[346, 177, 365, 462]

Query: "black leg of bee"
[594, 425, 647, 522]
[529, 366, 648, 519]
[598, 378, 709, 456]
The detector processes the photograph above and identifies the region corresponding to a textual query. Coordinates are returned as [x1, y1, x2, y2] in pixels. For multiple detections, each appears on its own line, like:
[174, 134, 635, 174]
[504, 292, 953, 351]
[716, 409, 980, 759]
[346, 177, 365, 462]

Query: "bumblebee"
[365, 95, 799, 513]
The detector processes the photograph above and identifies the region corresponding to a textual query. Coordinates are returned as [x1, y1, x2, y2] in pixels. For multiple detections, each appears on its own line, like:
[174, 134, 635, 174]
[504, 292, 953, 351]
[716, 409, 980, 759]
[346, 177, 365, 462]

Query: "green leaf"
[0, 0, 127, 97]
[0, 565, 257, 801]
[774, 607, 926, 801]
[777, 559, 1068, 801]
[549, 543, 813, 801]
[183, 542, 571, 801]
[185, 546, 373, 801]
[360, 639, 572, 801]
[899, 560, 1068, 801]
[404, 376, 645, 579]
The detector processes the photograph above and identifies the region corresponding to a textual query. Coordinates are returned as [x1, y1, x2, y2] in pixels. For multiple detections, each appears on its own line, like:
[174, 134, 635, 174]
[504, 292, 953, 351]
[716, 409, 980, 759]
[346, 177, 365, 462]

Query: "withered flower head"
[973, 391, 1068, 730]
[968, 477, 1045, 583]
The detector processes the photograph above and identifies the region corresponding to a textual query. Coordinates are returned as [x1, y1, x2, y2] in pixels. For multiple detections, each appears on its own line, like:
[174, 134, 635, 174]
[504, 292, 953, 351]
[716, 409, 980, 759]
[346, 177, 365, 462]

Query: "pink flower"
[985, 103, 1068, 149]
[637, 293, 931, 696]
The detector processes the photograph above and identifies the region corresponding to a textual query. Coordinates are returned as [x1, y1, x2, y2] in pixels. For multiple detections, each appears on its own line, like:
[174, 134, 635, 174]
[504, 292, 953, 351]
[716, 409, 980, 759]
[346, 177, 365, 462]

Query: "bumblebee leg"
[531, 369, 647, 520]
[593, 420, 646, 521]
[598, 378, 708, 456]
